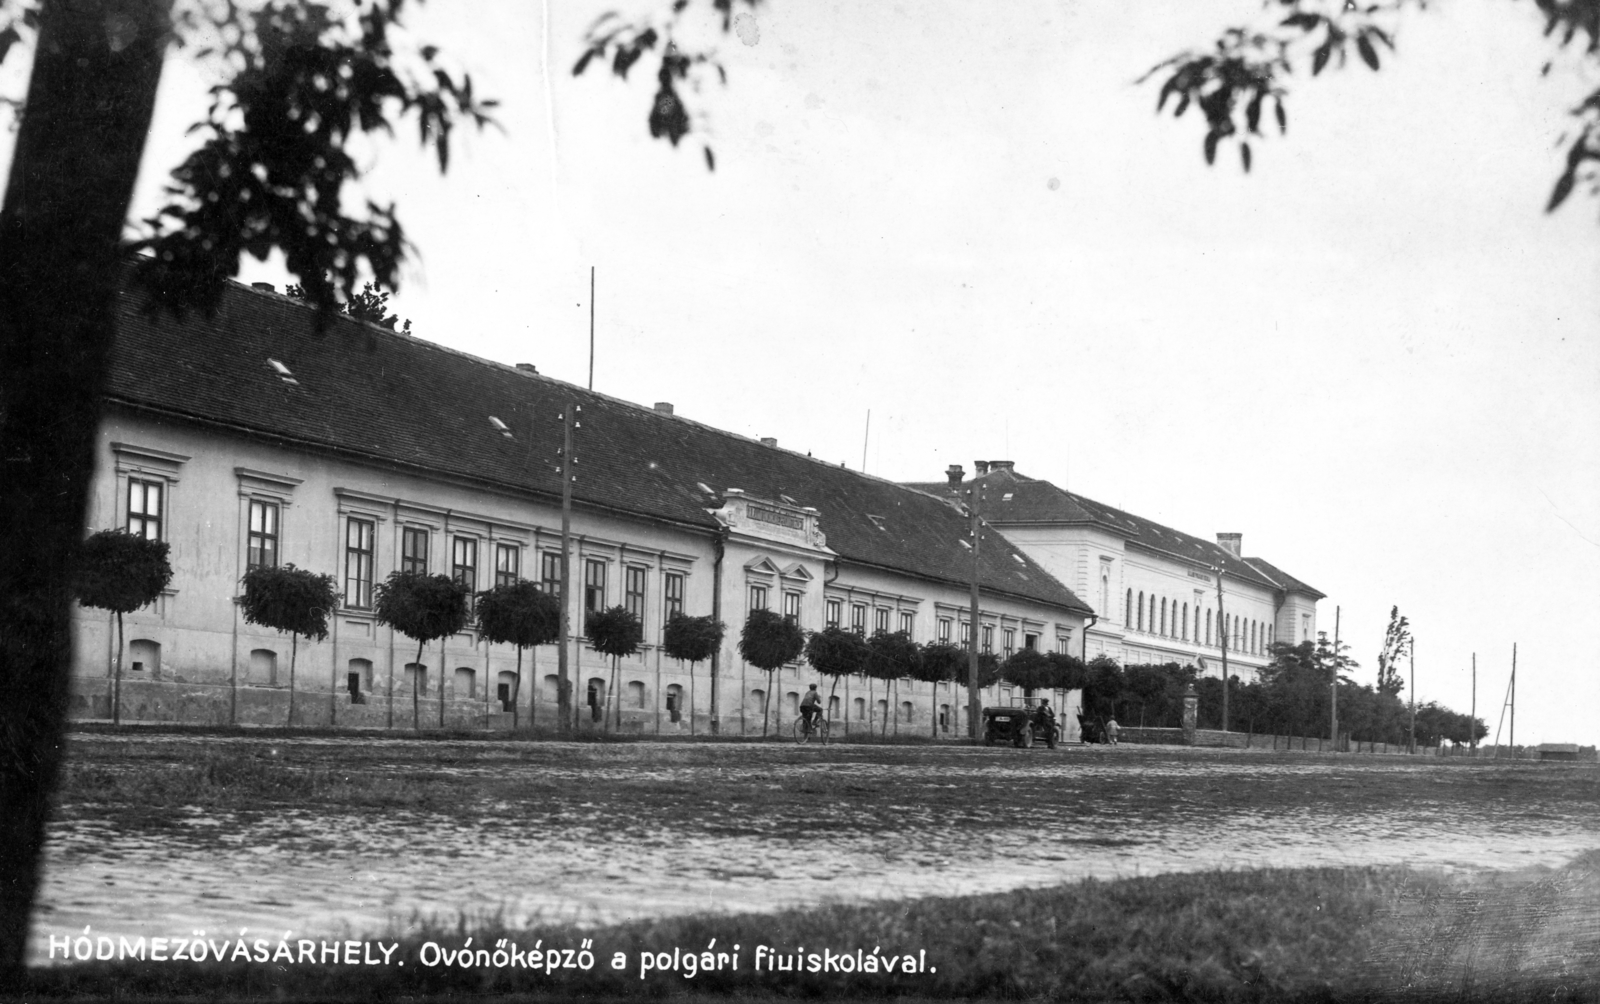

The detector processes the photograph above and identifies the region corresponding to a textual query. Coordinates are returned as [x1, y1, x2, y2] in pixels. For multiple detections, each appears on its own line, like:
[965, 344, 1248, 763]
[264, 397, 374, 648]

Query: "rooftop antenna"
[861, 409, 870, 472]
[588, 266, 595, 391]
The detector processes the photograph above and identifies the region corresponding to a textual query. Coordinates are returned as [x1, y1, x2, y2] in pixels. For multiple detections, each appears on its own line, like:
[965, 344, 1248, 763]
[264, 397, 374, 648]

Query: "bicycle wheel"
[793, 717, 810, 744]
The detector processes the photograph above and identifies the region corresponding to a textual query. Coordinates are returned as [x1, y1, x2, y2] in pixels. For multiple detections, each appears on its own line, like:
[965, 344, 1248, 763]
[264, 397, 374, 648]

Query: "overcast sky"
[9, 0, 1596, 743]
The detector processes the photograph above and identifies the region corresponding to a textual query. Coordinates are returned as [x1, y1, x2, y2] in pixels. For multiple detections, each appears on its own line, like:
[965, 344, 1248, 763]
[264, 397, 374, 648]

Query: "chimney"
[974, 460, 990, 476]
[515, 363, 539, 375]
[251, 282, 275, 292]
[989, 460, 1014, 473]
[654, 402, 674, 415]
[1216, 533, 1242, 558]
[945, 464, 964, 488]
[760, 437, 777, 447]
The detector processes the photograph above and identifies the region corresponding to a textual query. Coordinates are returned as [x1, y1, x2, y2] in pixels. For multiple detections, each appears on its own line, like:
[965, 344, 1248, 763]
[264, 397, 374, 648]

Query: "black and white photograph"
[1, 1, 1597, 1001]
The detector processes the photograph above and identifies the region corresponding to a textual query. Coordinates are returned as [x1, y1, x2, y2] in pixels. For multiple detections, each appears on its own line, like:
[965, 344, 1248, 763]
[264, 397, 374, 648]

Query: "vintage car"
[981, 697, 1059, 748]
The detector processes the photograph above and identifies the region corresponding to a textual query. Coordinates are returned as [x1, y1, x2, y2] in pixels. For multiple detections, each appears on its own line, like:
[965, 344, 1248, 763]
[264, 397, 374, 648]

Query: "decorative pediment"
[710, 491, 831, 552]
[779, 562, 814, 581]
[743, 556, 782, 575]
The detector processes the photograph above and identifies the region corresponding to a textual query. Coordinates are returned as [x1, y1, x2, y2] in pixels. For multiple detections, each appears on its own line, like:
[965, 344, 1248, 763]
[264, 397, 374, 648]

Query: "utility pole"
[1329, 605, 1340, 751]
[1510, 642, 1517, 752]
[966, 477, 985, 739]
[1214, 570, 1229, 733]
[587, 267, 595, 392]
[556, 405, 581, 732]
[1408, 637, 1416, 754]
[1470, 652, 1476, 751]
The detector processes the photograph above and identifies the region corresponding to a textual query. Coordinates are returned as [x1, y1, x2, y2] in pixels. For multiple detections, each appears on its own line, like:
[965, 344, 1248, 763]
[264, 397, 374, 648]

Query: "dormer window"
[488, 416, 513, 439]
[267, 358, 298, 385]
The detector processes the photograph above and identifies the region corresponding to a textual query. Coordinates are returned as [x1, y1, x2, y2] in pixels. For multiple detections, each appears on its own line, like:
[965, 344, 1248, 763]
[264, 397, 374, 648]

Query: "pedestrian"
[1106, 716, 1121, 745]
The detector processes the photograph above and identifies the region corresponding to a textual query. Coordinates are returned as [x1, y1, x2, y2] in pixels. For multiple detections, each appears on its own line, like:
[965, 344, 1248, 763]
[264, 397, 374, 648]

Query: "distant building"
[74, 277, 1092, 735]
[906, 463, 1322, 683]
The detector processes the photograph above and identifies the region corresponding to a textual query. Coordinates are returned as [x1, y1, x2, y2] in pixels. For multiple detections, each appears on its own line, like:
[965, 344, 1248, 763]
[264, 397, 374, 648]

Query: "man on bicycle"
[800, 684, 823, 733]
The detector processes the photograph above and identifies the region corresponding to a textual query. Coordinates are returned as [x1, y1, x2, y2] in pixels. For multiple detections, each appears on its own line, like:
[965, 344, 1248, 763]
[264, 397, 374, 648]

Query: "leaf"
[1356, 34, 1380, 71]
[572, 47, 596, 76]
[1245, 92, 1262, 134]
[1274, 98, 1287, 134]
[1204, 131, 1220, 166]
[1548, 169, 1576, 212]
[703, 145, 715, 171]
[1240, 141, 1252, 173]
[1312, 40, 1332, 76]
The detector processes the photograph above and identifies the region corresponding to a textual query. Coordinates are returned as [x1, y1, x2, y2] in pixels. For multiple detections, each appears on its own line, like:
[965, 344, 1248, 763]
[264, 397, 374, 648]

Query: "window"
[626, 566, 647, 622]
[1182, 603, 1189, 641]
[665, 683, 684, 723]
[127, 479, 163, 540]
[495, 543, 519, 587]
[1136, 591, 1144, 632]
[540, 551, 561, 597]
[249, 648, 276, 685]
[1056, 635, 1071, 655]
[454, 666, 476, 699]
[938, 617, 952, 643]
[899, 610, 915, 635]
[749, 583, 768, 612]
[851, 603, 867, 635]
[664, 571, 685, 620]
[1099, 564, 1111, 619]
[960, 621, 971, 645]
[452, 537, 477, 604]
[1206, 609, 1213, 646]
[874, 607, 890, 636]
[1150, 595, 1157, 634]
[246, 499, 279, 570]
[826, 598, 842, 629]
[981, 624, 994, 654]
[585, 558, 606, 613]
[1025, 632, 1037, 650]
[401, 526, 429, 574]
[1003, 628, 1015, 658]
[783, 591, 801, 625]
[345, 517, 375, 608]
[497, 672, 518, 712]
[1160, 598, 1167, 637]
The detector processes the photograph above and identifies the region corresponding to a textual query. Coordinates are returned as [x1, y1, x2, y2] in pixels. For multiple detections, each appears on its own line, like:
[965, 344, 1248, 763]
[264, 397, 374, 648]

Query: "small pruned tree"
[663, 612, 724, 726]
[957, 652, 1002, 733]
[73, 530, 172, 728]
[867, 630, 921, 735]
[1000, 648, 1055, 697]
[476, 582, 561, 730]
[917, 641, 967, 738]
[586, 606, 644, 732]
[804, 626, 870, 727]
[374, 571, 469, 731]
[739, 609, 805, 738]
[239, 564, 338, 728]
[1375, 606, 1412, 698]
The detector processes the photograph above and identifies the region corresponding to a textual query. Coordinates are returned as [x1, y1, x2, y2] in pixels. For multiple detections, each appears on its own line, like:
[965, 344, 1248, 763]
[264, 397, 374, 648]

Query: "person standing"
[1106, 716, 1121, 745]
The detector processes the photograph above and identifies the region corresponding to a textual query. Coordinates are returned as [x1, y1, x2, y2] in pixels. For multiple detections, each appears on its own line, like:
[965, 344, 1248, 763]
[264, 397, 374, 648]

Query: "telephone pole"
[966, 477, 985, 739]
[1470, 652, 1477, 751]
[1408, 637, 1416, 754]
[1329, 605, 1340, 751]
[555, 405, 581, 731]
[1214, 570, 1229, 733]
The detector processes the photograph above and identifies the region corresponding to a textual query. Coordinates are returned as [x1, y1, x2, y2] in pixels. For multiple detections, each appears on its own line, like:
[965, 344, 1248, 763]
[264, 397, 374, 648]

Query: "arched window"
[1125, 588, 1133, 626]
[665, 683, 684, 722]
[785, 691, 800, 717]
[348, 658, 373, 702]
[454, 666, 476, 700]
[629, 680, 647, 709]
[404, 662, 426, 695]
[1136, 591, 1144, 631]
[1182, 604, 1189, 641]
[900, 701, 914, 723]
[588, 677, 607, 721]
[1150, 595, 1157, 633]
[497, 670, 519, 711]
[852, 696, 865, 722]
[1159, 598, 1167, 636]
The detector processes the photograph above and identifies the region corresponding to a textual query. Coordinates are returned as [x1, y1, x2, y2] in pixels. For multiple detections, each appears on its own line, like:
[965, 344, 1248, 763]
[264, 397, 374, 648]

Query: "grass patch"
[26, 853, 1600, 1002]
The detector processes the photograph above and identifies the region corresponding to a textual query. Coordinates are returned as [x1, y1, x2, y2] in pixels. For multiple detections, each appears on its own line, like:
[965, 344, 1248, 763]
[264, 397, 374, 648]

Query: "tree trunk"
[413, 639, 424, 730]
[113, 611, 125, 728]
[514, 645, 522, 731]
[0, 0, 171, 973]
[287, 631, 298, 727]
[438, 642, 446, 730]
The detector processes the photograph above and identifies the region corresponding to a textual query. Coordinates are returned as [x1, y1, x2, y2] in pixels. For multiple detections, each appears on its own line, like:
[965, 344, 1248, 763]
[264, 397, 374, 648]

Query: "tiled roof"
[105, 277, 1090, 614]
[907, 469, 1321, 597]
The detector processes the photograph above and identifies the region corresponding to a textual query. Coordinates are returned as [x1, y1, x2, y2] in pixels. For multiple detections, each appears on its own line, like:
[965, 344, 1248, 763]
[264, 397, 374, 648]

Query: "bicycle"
[793, 713, 830, 744]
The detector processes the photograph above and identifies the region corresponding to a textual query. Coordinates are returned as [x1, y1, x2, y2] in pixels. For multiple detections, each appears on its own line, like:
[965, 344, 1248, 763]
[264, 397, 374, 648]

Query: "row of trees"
[1071, 637, 1486, 748]
[72, 529, 1092, 737]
